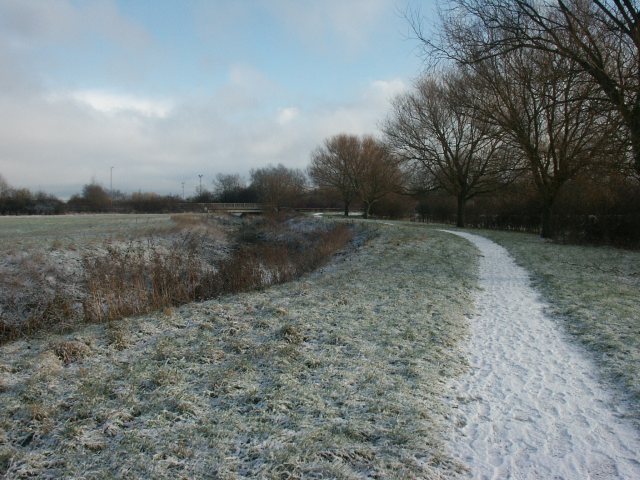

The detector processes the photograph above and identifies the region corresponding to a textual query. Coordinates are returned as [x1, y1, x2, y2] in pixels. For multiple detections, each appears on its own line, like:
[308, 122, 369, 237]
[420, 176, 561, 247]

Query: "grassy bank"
[474, 229, 640, 415]
[0, 214, 353, 342]
[0, 225, 478, 479]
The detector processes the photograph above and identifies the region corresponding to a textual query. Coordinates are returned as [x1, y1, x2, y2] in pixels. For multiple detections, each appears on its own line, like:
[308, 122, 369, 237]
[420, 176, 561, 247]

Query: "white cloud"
[262, 0, 394, 53]
[276, 107, 299, 125]
[193, 0, 394, 56]
[0, 0, 152, 92]
[0, 68, 406, 198]
[0, 0, 149, 49]
[369, 79, 409, 101]
[0, 0, 416, 198]
[58, 90, 173, 118]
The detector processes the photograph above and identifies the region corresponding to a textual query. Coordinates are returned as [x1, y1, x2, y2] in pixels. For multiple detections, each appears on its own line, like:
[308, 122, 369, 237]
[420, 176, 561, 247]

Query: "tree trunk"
[630, 120, 640, 175]
[540, 201, 554, 239]
[456, 194, 466, 228]
[363, 202, 371, 219]
[343, 201, 350, 217]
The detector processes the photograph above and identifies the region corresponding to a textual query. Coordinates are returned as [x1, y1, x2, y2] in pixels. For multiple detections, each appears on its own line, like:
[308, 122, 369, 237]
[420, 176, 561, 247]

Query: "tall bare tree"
[464, 48, 619, 236]
[419, 0, 640, 175]
[384, 73, 509, 227]
[213, 173, 248, 203]
[308, 134, 361, 216]
[356, 136, 403, 219]
[250, 164, 306, 210]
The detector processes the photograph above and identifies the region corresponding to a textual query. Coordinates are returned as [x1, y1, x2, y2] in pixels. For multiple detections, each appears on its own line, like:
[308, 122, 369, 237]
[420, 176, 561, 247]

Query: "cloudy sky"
[0, 0, 436, 198]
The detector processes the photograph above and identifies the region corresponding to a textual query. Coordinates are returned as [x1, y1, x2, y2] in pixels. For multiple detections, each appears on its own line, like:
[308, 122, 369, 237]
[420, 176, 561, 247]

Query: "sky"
[0, 0, 437, 198]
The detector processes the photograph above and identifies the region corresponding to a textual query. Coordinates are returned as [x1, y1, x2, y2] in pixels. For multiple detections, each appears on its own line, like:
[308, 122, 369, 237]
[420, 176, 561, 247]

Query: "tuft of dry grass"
[0, 292, 78, 344]
[51, 340, 91, 365]
[82, 241, 203, 323]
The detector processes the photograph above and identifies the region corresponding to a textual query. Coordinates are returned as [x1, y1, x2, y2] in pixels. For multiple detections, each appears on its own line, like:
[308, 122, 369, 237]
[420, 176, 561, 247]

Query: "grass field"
[0, 223, 478, 479]
[3, 215, 636, 477]
[0, 214, 176, 253]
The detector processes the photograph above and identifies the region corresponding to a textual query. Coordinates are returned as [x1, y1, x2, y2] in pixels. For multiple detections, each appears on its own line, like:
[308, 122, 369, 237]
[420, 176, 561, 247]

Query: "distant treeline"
[0, 167, 355, 216]
[3, 158, 640, 246]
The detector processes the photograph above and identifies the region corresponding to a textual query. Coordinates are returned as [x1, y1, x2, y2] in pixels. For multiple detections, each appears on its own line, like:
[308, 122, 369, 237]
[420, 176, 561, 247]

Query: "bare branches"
[384, 71, 511, 227]
[309, 134, 401, 218]
[250, 165, 306, 210]
[466, 45, 620, 235]
[425, 0, 640, 173]
[308, 135, 361, 216]
[356, 137, 403, 218]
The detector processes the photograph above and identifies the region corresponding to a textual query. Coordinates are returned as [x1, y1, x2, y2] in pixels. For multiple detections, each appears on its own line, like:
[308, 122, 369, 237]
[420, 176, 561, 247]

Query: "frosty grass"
[0, 222, 478, 479]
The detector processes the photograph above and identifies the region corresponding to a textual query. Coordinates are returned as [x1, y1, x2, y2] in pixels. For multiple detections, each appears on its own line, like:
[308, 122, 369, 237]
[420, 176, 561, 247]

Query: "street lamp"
[198, 174, 203, 195]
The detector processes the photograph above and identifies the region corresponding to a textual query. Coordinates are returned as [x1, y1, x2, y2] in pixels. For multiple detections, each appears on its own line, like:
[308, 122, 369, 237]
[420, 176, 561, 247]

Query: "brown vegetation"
[309, 134, 402, 218]
[0, 215, 354, 344]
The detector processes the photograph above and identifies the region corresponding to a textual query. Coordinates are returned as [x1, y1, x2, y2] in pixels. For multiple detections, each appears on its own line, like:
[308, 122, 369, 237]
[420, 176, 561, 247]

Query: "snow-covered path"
[443, 230, 640, 479]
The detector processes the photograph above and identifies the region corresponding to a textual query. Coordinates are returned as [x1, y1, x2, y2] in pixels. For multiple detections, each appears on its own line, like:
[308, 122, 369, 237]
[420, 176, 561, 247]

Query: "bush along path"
[0, 226, 477, 479]
[443, 230, 640, 479]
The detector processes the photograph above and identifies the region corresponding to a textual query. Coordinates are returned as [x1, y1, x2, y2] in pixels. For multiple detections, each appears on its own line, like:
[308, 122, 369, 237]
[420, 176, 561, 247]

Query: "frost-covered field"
[0, 224, 478, 479]
[0, 214, 176, 253]
[473, 229, 640, 417]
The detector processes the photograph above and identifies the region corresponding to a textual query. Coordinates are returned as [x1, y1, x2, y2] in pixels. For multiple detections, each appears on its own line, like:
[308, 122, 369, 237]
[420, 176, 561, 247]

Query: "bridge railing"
[205, 203, 265, 210]
[177, 203, 344, 213]
[178, 203, 268, 211]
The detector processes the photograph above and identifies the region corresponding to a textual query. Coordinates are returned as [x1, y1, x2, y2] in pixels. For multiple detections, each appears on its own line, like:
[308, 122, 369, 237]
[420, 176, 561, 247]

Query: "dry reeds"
[82, 242, 202, 323]
[0, 218, 354, 343]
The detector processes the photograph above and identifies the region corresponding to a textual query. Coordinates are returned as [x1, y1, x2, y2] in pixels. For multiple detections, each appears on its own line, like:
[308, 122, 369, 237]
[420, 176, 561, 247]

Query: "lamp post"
[198, 174, 203, 195]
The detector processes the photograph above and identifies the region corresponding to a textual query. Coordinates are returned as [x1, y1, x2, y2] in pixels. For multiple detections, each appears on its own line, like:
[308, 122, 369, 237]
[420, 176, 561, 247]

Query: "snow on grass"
[472, 229, 640, 417]
[0, 225, 478, 479]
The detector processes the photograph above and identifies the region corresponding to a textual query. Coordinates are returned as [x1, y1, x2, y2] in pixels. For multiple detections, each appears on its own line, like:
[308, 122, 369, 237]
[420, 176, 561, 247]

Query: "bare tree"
[0, 174, 10, 198]
[356, 136, 403, 219]
[384, 73, 510, 227]
[212, 173, 247, 203]
[465, 47, 619, 237]
[250, 164, 307, 210]
[82, 183, 111, 211]
[418, 0, 640, 175]
[308, 134, 401, 218]
[308, 134, 361, 216]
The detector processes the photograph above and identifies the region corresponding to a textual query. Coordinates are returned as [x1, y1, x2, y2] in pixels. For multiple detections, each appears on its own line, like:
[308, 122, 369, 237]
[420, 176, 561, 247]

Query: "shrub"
[51, 340, 90, 364]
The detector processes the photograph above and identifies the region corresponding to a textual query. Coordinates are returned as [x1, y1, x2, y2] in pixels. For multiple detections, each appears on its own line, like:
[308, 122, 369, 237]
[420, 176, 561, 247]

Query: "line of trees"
[5, 0, 639, 245]
[0, 174, 65, 215]
[393, 0, 640, 238]
[0, 164, 336, 215]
